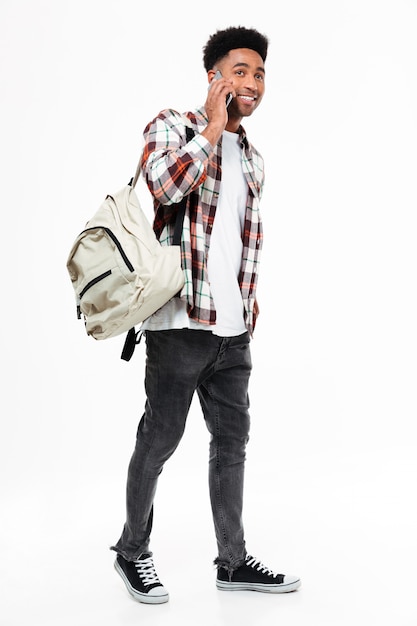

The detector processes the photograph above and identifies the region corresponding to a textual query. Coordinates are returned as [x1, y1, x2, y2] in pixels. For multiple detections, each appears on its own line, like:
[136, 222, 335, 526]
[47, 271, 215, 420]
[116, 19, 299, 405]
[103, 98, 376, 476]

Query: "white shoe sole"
[216, 578, 301, 593]
[114, 559, 169, 604]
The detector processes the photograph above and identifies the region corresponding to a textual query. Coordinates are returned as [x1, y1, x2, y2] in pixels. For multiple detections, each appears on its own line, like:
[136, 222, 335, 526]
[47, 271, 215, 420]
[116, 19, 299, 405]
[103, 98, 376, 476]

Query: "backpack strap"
[172, 124, 195, 246]
[121, 328, 143, 361]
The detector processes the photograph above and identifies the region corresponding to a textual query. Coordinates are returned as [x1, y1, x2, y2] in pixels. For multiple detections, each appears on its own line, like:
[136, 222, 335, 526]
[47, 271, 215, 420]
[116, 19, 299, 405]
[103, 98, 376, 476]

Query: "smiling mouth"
[237, 94, 257, 102]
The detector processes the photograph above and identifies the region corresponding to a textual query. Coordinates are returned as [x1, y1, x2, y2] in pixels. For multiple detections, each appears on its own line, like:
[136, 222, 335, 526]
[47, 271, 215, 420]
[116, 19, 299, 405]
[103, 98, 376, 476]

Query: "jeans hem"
[109, 545, 152, 562]
[214, 554, 246, 578]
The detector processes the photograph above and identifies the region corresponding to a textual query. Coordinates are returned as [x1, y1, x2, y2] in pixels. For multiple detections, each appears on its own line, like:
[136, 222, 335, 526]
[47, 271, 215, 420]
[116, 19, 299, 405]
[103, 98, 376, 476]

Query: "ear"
[207, 69, 217, 85]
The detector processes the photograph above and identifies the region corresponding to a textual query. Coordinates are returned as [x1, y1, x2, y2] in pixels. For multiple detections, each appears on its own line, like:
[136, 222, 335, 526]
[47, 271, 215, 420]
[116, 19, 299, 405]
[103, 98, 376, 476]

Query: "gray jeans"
[111, 328, 252, 571]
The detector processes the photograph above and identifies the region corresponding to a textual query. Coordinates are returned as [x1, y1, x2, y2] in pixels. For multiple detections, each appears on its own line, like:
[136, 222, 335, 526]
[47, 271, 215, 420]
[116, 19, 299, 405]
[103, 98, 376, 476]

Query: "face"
[213, 48, 266, 119]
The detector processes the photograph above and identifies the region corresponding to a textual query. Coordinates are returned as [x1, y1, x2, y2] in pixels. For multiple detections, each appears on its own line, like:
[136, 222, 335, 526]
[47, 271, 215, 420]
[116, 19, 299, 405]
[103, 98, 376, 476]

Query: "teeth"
[240, 95, 255, 101]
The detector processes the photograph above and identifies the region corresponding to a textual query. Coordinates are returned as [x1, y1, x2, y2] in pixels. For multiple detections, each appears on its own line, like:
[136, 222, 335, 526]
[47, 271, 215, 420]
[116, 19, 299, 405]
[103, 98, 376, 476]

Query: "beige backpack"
[66, 137, 192, 359]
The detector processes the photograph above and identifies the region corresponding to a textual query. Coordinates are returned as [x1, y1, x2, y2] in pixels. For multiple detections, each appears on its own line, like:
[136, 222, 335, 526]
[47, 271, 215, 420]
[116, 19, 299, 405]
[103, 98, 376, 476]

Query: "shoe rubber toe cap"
[149, 585, 168, 597]
[283, 575, 301, 590]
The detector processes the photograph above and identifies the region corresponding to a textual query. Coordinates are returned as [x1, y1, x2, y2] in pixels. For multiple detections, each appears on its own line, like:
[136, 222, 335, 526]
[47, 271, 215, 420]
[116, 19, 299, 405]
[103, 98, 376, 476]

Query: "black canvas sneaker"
[216, 554, 301, 593]
[114, 553, 169, 604]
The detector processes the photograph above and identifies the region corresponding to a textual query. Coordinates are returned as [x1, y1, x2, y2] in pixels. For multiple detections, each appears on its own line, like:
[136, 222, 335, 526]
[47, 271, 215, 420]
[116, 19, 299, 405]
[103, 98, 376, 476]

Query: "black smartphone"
[210, 70, 232, 107]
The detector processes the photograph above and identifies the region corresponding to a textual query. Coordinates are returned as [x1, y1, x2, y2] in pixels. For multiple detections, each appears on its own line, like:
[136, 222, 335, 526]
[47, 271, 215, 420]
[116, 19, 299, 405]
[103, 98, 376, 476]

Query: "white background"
[1, 1, 416, 624]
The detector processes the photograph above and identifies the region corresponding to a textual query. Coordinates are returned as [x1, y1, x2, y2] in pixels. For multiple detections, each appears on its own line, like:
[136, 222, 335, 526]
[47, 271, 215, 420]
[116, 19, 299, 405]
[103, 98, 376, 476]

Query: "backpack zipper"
[76, 227, 135, 319]
[81, 226, 135, 272]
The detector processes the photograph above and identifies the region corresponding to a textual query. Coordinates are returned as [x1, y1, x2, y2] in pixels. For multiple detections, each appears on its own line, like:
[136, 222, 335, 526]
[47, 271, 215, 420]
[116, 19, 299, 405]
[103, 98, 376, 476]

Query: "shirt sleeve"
[141, 109, 213, 205]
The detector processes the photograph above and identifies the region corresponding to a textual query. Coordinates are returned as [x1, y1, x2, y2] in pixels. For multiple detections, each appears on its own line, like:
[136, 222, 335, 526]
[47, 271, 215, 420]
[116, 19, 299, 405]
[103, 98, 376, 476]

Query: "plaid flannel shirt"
[141, 107, 264, 335]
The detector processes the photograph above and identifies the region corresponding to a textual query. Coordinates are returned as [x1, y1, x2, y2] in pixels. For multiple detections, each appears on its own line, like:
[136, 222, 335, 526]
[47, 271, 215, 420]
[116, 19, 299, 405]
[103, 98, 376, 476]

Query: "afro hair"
[203, 26, 269, 71]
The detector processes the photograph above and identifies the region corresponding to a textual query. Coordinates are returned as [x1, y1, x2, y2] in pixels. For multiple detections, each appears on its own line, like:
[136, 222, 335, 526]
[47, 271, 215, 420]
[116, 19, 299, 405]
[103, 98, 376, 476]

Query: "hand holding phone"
[209, 70, 232, 107]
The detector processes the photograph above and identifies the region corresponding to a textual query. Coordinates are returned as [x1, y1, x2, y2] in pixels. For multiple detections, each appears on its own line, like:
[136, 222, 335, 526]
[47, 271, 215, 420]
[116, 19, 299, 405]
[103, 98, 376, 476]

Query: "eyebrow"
[232, 62, 266, 75]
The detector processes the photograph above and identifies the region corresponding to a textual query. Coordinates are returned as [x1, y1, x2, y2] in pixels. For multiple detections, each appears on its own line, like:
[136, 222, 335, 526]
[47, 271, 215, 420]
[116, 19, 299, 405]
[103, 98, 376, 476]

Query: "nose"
[244, 74, 258, 92]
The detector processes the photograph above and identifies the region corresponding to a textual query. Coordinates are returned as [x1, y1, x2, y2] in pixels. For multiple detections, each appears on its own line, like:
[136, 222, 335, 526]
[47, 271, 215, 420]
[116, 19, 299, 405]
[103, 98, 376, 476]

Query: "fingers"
[205, 78, 234, 128]
[207, 76, 234, 106]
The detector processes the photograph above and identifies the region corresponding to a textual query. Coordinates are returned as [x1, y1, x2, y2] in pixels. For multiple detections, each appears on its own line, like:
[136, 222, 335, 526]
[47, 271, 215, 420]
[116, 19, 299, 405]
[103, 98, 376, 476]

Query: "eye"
[255, 73, 265, 82]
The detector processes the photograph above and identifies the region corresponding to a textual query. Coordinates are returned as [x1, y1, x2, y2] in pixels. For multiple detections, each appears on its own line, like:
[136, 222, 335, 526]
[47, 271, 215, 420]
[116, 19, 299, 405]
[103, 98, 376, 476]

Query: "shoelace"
[134, 555, 162, 586]
[246, 555, 280, 578]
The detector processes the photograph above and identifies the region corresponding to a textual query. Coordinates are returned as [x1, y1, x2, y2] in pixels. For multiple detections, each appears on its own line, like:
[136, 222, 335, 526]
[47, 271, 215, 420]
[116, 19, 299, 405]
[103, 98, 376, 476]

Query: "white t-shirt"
[142, 130, 247, 337]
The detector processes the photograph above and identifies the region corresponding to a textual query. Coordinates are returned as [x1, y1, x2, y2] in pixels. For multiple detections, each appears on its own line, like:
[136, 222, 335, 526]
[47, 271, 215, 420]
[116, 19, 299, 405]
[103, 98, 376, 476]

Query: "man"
[111, 26, 301, 604]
